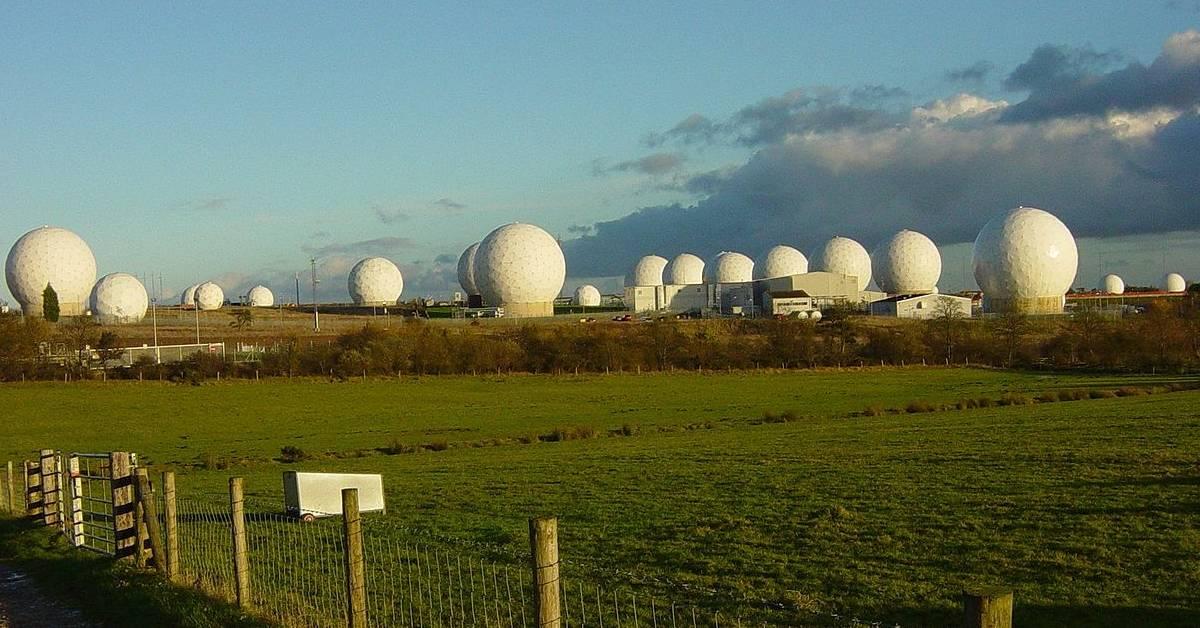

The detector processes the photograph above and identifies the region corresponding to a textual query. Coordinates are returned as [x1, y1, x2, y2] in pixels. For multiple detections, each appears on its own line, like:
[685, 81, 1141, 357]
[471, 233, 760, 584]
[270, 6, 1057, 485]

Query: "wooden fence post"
[4, 461, 12, 514]
[529, 516, 561, 628]
[25, 460, 41, 519]
[963, 588, 1013, 628]
[57, 453, 69, 535]
[110, 452, 137, 559]
[342, 488, 367, 627]
[229, 477, 251, 608]
[135, 468, 168, 576]
[39, 449, 58, 527]
[163, 471, 179, 581]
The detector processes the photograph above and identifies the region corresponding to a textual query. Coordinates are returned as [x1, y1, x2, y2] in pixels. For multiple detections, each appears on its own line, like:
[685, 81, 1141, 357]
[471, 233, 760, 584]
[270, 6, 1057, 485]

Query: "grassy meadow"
[1, 368, 1198, 626]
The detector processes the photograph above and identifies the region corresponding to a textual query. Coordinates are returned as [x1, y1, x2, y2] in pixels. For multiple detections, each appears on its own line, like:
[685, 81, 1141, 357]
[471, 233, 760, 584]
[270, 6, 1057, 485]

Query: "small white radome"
[348, 257, 404, 305]
[816, 237, 871, 291]
[180, 284, 199, 306]
[1102, 274, 1125, 295]
[665, 253, 705, 285]
[629, 255, 668, 287]
[194, 282, 225, 311]
[457, 243, 480, 295]
[710, 251, 754, 283]
[1163, 273, 1186, 293]
[573, 284, 601, 307]
[872, 230, 941, 294]
[247, 285, 275, 307]
[756, 245, 808, 279]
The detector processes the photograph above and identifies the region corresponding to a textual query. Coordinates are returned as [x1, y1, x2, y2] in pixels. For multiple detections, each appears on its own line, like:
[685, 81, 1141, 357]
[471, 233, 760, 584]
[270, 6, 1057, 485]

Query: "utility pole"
[311, 258, 320, 332]
[295, 272, 301, 307]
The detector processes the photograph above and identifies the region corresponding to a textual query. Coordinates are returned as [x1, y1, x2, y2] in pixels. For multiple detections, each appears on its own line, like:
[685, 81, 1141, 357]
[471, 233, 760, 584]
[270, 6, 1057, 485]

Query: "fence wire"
[175, 497, 237, 603]
[246, 501, 349, 628]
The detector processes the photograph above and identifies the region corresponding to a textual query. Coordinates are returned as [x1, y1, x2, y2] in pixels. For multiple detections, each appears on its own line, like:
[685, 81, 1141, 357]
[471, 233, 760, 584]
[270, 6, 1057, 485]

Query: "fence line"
[3, 450, 1015, 628]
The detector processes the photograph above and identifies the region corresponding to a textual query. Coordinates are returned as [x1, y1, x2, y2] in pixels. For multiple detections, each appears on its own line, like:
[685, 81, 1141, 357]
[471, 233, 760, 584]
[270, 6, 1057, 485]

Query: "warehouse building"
[869, 293, 972, 320]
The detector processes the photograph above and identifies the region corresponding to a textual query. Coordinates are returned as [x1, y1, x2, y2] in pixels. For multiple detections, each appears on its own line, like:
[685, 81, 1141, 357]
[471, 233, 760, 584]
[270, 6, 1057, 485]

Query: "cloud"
[594, 152, 687, 176]
[178, 196, 233, 211]
[562, 31, 1200, 281]
[303, 236, 414, 258]
[1002, 31, 1199, 121]
[432, 198, 467, 211]
[567, 224, 593, 235]
[946, 61, 994, 84]
[373, 205, 410, 224]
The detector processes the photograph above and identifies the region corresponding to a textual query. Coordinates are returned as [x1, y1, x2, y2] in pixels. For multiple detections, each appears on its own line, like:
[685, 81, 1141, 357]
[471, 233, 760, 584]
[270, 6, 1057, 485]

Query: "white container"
[283, 471, 386, 521]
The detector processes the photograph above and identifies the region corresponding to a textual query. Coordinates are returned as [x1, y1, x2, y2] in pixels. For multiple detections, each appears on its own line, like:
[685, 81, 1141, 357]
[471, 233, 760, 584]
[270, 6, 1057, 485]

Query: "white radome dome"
[630, 255, 669, 287]
[1102, 274, 1125, 295]
[1163, 273, 1186, 293]
[247, 285, 274, 307]
[710, 251, 754, 283]
[666, 253, 705, 285]
[457, 243, 480, 295]
[809, 310, 823, 321]
[973, 207, 1078, 313]
[89, 273, 148, 324]
[474, 223, 566, 305]
[872, 230, 942, 294]
[348, 257, 404, 305]
[5, 226, 97, 316]
[194, 282, 225, 311]
[756, 245, 808, 279]
[573, 284, 601, 307]
[180, 284, 199, 306]
[816, 237, 872, 291]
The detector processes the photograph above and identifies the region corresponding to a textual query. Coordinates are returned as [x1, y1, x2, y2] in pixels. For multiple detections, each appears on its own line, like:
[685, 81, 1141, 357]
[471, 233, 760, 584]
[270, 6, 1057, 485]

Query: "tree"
[96, 330, 123, 376]
[230, 308, 254, 330]
[42, 284, 60, 322]
[930, 297, 965, 363]
[992, 311, 1030, 367]
[59, 315, 98, 375]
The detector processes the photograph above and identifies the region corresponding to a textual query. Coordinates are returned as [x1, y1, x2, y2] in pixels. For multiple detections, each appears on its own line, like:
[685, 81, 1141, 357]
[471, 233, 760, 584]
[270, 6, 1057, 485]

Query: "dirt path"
[0, 563, 96, 628]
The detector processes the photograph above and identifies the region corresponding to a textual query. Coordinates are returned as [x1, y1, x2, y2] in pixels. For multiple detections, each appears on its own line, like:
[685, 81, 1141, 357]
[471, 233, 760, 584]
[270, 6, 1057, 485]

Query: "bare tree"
[931, 297, 965, 363]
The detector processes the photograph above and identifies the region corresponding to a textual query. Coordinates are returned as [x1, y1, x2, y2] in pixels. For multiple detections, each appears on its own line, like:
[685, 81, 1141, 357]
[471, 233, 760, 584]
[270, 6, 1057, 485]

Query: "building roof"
[767, 290, 811, 298]
[874, 293, 970, 304]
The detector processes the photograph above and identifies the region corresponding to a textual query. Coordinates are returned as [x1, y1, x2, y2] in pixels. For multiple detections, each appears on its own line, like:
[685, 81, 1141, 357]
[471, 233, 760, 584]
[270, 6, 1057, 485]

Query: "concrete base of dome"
[22, 301, 87, 317]
[982, 295, 1065, 315]
[501, 301, 555, 318]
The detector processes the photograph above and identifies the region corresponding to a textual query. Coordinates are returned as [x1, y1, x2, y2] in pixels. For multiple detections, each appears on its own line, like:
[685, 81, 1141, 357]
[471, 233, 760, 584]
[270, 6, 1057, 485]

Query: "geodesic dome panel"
[5, 226, 97, 316]
[631, 255, 668, 286]
[816, 237, 872, 291]
[247, 285, 275, 307]
[194, 282, 225, 311]
[872, 230, 941, 294]
[474, 223, 566, 304]
[666, 253, 705, 285]
[1103, 274, 1125, 295]
[90, 273, 148, 324]
[709, 252, 754, 283]
[348, 257, 404, 305]
[972, 207, 1077, 300]
[180, 284, 199, 306]
[457, 243, 480, 295]
[1163, 273, 1186, 293]
[756, 245, 808, 279]
[573, 284, 601, 306]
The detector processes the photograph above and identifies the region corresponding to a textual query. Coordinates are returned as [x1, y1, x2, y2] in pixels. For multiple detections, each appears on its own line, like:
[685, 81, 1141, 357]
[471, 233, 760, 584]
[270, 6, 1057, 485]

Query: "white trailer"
[283, 471, 386, 521]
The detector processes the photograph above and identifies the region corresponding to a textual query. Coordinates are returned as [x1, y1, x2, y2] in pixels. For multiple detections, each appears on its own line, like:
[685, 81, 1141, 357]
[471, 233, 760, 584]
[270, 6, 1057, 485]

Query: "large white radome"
[630, 255, 668, 286]
[872, 230, 941, 294]
[90, 273, 148, 324]
[666, 253, 705, 285]
[1102, 274, 1125, 295]
[180, 284, 199, 306]
[247, 285, 275, 307]
[710, 251, 754, 283]
[5, 226, 97, 316]
[348, 257, 404, 305]
[816, 237, 872, 291]
[573, 284, 601, 307]
[194, 282, 225, 311]
[457, 243, 480, 295]
[973, 207, 1078, 313]
[1163, 273, 1186, 293]
[474, 223, 566, 305]
[756, 245, 808, 279]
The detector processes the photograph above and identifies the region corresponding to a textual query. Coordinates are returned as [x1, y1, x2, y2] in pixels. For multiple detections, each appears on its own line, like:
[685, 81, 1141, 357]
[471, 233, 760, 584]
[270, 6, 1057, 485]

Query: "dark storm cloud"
[946, 61, 994, 83]
[562, 32, 1200, 279]
[178, 196, 233, 211]
[373, 205, 410, 224]
[1002, 31, 1200, 121]
[433, 198, 467, 211]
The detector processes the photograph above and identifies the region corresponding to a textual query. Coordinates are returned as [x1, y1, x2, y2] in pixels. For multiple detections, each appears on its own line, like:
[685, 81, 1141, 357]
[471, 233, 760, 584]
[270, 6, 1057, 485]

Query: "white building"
[869, 294, 973, 320]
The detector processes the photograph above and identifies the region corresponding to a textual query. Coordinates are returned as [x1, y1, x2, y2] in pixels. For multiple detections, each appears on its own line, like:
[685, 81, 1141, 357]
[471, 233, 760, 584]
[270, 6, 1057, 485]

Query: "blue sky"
[2, 2, 1198, 303]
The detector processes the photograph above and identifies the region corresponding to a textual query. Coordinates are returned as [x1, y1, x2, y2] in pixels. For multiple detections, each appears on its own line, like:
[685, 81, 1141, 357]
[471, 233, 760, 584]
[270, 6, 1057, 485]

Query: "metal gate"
[67, 452, 137, 555]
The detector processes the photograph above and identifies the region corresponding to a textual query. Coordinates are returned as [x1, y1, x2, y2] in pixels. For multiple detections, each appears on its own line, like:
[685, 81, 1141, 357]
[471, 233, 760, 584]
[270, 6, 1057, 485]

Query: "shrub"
[1036, 391, 1061, 403]
[1089, 389, 1117, 399]
[905, 401, 937, 414]
[421, 440, 450, 452]
[862, 405, 886, 417]
[1115, 387, 1149, 397]
[542, 425, 598, 442]
[976, 397, 995, 408]
[998, 393, 1031, 406]
[279, 445, 311, 463]
[619, 423, 640, 436]
[780, 410, 800, 422]
[382, 439, 414, 455]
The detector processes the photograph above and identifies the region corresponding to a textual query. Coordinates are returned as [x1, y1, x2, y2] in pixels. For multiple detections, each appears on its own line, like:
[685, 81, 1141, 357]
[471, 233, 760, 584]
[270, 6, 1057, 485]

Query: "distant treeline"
[1, 298, 1198, 382]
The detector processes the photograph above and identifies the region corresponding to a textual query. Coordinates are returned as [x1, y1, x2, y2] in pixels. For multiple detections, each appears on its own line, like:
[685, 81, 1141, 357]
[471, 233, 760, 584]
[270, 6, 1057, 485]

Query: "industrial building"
[870, 293, 973, 320]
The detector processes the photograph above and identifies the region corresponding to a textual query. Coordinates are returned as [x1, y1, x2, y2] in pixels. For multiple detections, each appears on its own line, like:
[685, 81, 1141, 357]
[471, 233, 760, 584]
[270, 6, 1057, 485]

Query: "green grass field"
[2, 368, 1198, 626]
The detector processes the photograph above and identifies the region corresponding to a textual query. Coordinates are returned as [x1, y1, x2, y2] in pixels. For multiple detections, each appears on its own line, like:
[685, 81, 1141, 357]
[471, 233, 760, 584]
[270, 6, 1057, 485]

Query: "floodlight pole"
[311, 257, 320, 333]
[151, 297, 160, 364]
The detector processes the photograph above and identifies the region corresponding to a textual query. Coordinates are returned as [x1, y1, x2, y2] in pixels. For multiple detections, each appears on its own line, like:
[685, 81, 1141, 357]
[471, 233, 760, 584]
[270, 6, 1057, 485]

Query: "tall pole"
[151, 297, 160, 363]
[194, 302, 201, 345]
[295, 272, 301, 307]
[311, 257, 320, 333]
